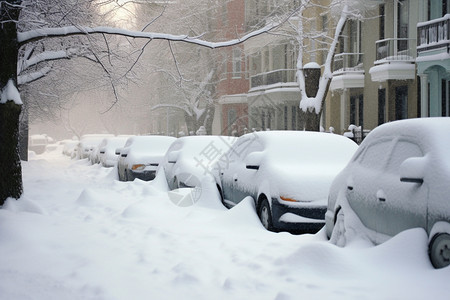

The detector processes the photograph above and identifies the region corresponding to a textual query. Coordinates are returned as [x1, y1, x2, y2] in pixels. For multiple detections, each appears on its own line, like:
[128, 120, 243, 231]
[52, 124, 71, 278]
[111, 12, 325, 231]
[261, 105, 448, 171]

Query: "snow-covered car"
[77, 134, 114, 160]
[28, 134, 49, 154]
[325, 118, 450, 269]
[98, 136, 130, 167]
[118, 136, 176, 181]
[62, 139, 79, 157]
[160, 135, 236, 190]
[218, 131, 358, 233]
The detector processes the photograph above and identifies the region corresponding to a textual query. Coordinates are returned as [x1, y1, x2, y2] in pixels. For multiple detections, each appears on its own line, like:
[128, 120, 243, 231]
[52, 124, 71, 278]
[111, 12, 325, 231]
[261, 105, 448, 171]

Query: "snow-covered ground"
[1, 149, 449, 300]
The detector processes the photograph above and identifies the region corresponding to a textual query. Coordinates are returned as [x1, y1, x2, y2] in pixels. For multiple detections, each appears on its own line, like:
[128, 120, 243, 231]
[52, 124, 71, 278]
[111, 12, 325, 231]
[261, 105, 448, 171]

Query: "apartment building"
[217, 0, 450, 136]
[329, 0, 424, 134]
[214, 0, 249, 136]
[244, 1, 330, 131]
[416, 0, 450, 117]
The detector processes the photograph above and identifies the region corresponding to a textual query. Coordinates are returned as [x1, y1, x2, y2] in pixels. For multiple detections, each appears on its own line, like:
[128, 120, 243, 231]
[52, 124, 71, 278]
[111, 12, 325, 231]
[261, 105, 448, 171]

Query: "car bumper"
[271, 197, 326, 233]
[127, 169, 157, 181]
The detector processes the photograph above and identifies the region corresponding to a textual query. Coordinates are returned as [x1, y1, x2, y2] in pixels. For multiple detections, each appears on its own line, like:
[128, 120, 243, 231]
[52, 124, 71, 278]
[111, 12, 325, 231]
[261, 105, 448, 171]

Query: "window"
[350, 95, 363, 126]
[261, 110, 266, 130]
[284, 106, 288, 130]
[417, 76, 421, 117]
[387, 140, 423, 174]
[359, 140, 391, 170]
[395, 86, 408, 120]
[397, 0, 409, 52]
[444, 0, 449, 17]
[428, 82, 431, 117]
[232, 48, 242, 78]
[350, 96, 356, 125]
[442, 79, 448, 116]
[358, 96, 364, 128]
[448, 81, 450, 116]
[379, 4, 385, 40]
[227, 108, 237, 135]
[378, 89, 386, 125]
[272, 44, 285, 70]
[291, 106, 297, 130]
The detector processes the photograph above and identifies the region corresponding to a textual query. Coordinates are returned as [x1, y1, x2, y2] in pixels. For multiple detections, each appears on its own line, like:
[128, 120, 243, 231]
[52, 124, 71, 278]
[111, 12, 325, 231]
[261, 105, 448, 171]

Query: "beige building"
[243, 0, 330, 131]
[217, 0, 447, 136]
[329, 0, 426, 135]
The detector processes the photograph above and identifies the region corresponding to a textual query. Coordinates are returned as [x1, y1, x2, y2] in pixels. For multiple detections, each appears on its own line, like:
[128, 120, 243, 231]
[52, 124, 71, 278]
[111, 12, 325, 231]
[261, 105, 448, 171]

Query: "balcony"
[250, 69, 296, 89]
[369, 38, 416, 82]
[330, 53, 365, 90]
[417, 14, 450, 57]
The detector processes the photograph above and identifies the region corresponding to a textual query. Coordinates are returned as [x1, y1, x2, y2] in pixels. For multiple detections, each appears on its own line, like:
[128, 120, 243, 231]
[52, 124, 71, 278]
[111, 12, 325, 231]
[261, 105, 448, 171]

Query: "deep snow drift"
[0, 149, 449, 300]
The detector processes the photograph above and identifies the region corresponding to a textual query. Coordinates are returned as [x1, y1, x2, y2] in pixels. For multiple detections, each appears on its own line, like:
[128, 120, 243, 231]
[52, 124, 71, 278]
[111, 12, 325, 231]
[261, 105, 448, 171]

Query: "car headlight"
[131, 164, 146, 171]
[280, 196, 299, 203]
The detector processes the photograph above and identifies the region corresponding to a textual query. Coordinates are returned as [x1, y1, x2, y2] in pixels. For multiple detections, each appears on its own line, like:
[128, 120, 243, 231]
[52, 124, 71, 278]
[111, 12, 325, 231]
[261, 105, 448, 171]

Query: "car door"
[221, 135, 262, 206]
[374, 138, 428, 239]
[346, 138, 393, 233]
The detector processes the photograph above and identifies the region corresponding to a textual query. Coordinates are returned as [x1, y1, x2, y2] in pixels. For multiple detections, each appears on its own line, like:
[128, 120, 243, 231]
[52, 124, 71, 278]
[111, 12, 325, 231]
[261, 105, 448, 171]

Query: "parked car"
[62, 139, 79, 158]
[218, 131, 358, 233]
[29, 134, 50, 154]
[325, 117, 450, 269]
[77, 134, 114, 160]
[118, 136, 176, 181]
[160, 135, 237, 190]
[98, 136, 130, 167]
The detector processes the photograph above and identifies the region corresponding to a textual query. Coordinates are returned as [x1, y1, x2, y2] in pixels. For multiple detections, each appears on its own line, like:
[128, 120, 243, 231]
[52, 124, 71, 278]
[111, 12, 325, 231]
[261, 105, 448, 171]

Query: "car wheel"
[216, 185, 227, 208]
[172, 176, 179, 189]
[429, 233, 450, 269]
[330, 208, 346, 247]
[258, 198, 274, 231]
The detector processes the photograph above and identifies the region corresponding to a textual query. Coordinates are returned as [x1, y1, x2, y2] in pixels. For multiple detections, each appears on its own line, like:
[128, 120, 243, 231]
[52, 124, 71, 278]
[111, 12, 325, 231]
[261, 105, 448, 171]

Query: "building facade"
[216, 0, 450, 136]
[213, 0, 250, 136]
[416, 0, 450, 117]
[329, 0, 424, 135]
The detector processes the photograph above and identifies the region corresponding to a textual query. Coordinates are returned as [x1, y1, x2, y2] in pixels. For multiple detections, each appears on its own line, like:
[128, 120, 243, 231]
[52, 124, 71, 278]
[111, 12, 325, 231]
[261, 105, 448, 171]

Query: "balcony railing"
[333, 53, 364, 73]
[250, 69, 296, 89]
[375, 38, 416, 63]
[417, 14, 450, 51]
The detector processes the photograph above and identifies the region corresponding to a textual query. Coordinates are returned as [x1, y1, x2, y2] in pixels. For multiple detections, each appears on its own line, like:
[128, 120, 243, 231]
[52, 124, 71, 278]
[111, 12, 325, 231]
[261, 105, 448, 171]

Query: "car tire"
[172, 176, 179, 189]
[258, 198, 274, 231]
[216, 185, 227, 208]
[330, 208, 346, 247]
[429, 233, 450, 269]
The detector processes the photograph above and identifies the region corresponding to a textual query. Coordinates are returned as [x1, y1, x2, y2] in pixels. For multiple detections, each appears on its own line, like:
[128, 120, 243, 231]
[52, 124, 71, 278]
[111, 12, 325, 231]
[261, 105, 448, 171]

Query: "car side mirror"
[245, 152, 263, 170]
[400, 156, 427, 184]
[167, 151, 180, 164]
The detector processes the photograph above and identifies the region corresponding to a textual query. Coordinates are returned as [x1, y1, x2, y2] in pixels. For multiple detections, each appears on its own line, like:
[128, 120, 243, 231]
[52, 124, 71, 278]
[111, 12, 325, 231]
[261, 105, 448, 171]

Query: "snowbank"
[0, 150, 448, 300]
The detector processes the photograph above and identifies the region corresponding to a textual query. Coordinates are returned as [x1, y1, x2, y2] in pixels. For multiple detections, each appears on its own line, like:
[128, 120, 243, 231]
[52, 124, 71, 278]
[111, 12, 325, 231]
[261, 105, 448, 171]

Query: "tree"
[0, 0, 287, 204]
[151, 68, 220, 135]
[293, 0, 376, 131]
[243, 0, 376, 132]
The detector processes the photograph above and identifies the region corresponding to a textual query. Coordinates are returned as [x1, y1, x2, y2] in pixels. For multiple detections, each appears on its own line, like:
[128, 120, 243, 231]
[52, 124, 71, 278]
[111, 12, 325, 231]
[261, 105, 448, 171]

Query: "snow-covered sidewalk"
[0, 150, 448, 300]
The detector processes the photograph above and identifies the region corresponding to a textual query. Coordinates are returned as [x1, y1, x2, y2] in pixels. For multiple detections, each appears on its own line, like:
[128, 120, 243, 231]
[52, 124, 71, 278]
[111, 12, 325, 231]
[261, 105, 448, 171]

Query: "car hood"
[126, 153, 165, 166]
[262, 163, 346, 203]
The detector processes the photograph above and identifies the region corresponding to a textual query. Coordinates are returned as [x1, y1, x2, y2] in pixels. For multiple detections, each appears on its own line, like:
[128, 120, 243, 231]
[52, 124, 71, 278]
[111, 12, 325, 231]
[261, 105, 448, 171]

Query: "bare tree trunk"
[202, 104, 215, 135]
[300, 65, 322, 131]
[0, 0, 23, 204]
[0, 102, 23, 204]
[300, 110, 321, 131]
